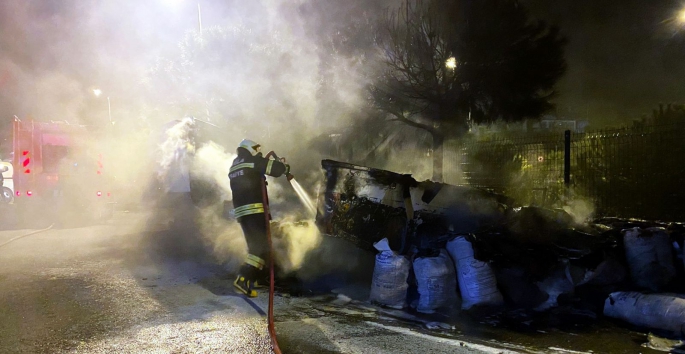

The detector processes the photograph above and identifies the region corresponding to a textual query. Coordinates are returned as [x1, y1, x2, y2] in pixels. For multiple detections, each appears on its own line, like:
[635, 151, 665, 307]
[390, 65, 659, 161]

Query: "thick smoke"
[195, 204, 247, 272]
[192, 142, 236, 202]
[1, 0, 633, 294]
[156, 117, 195, 190]
[0, 0, 404, 278]
[563, 195, 596, 224]
[271, 218, 322, 274]
[152, 118, 324, 273]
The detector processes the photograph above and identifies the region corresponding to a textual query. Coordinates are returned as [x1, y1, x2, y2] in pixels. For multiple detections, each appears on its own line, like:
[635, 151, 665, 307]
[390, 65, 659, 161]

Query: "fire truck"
[11, 118, 115, 222]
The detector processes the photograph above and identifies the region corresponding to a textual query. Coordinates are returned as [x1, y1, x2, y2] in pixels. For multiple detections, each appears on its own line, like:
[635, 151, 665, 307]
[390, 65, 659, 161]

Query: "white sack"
[604, 292, 685, 336]
[413, 249, 458, 314]
[369, 238, 410, 309]
[446, 236, 503, 310]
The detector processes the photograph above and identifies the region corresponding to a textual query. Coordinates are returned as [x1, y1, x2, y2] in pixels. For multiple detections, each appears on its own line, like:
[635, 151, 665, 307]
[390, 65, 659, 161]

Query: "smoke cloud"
[563, 196, 596, 225]
[195, 204, 247, 272]
[4, 0, 644, 298]
[192, 142, 236, 202]
[156, 118, 195, 189]
[0, 0, 408, 279]
[272, 218, 322, 274]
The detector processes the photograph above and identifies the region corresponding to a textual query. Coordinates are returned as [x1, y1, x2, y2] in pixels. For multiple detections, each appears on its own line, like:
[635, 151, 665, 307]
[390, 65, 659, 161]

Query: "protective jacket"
[229, 147, 287, 218]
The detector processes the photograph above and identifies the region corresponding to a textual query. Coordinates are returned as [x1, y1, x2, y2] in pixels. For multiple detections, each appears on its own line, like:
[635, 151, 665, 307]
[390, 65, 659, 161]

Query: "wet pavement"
[0, 210, 669, 353]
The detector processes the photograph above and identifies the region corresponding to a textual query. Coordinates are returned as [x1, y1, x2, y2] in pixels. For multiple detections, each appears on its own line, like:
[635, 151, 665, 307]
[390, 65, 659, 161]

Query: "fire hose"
[262, 151, 284, 354]
[0, 223, 54, 249]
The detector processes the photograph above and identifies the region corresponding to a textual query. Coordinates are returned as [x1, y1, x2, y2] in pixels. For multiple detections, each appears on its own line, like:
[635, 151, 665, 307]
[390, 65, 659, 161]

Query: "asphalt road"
[0, 210, 666, 353]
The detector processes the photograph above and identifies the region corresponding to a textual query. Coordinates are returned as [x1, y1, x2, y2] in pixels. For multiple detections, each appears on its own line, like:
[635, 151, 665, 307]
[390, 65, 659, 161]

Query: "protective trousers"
[238, 213, 268, 279]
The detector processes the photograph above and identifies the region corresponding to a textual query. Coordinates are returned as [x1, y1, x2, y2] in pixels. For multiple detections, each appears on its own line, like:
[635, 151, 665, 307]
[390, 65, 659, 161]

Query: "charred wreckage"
[313, 159, 685, 338]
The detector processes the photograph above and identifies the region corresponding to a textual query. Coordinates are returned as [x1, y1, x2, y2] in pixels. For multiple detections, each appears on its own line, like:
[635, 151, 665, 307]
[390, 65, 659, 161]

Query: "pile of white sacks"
[603, 227, 685, 336]
[369, 226, 685, 337]
[369, 236, 504, 314]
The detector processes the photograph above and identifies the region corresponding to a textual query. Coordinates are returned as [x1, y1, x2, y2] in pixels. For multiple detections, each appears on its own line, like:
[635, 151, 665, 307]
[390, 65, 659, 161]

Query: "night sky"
[0, 0, 683, 131]
[523, 0, 685, 126]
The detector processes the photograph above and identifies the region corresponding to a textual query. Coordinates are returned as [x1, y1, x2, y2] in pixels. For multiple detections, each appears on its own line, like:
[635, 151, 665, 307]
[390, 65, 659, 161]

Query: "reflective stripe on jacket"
[229, 148, 287, 219]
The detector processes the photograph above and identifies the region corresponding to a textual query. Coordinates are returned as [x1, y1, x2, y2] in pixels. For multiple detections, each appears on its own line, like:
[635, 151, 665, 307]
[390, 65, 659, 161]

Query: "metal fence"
[444, 121, 685, 221]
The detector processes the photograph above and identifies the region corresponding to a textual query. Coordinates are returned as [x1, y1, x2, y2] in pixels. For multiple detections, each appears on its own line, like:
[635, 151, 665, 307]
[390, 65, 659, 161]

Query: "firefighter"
[229, 139, 290, 297]
[157, 118, 196, 228]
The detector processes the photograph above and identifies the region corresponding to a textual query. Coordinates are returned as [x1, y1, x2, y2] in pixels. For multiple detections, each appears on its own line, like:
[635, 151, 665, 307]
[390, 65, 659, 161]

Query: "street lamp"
[445, 57, 457, 70]
[662, 7, 685, 26]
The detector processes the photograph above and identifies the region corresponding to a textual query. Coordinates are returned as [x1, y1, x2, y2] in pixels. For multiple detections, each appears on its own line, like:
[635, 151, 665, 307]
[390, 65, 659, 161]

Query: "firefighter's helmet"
[238, 139, 261, 156]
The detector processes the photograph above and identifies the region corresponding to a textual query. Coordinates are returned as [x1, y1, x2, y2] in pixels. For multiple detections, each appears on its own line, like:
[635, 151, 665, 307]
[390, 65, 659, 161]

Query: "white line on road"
[364, 321, 545, 354]
[547, 347, 593, 354]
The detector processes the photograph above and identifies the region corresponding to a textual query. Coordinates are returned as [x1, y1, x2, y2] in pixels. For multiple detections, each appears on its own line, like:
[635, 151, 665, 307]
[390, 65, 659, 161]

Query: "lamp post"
[107, 96, 112, 124]
[197, 3, 202, 36]
[93, 88, 112, 124]
[162, 0, 202, 34]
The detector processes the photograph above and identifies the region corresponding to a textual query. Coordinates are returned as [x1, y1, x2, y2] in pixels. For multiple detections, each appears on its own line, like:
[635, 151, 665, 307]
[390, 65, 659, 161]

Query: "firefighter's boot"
[233, 272, 257, 297]
[233, 255, 265, 297]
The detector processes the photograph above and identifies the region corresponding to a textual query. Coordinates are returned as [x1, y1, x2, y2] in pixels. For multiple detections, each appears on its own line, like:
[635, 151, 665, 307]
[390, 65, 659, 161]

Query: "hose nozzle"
[286, 173, 295, 181]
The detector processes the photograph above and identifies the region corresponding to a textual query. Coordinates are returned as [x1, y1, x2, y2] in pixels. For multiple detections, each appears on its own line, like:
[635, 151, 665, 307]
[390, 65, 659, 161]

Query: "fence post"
[564, 130, 571, 190]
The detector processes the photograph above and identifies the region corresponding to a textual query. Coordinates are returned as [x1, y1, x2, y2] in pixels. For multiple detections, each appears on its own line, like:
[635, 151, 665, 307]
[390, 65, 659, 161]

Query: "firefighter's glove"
[284, 164, 291, 175]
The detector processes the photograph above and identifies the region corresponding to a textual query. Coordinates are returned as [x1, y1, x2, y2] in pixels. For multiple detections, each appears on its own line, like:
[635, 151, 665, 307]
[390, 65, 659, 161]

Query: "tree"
[370, 0, 566, 181]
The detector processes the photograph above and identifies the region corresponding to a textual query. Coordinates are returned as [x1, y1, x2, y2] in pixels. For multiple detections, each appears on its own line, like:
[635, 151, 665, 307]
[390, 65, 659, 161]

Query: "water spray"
[264, 151, 316, 217]
[289, 178, 317, 216]
[190, 117, 219, 128]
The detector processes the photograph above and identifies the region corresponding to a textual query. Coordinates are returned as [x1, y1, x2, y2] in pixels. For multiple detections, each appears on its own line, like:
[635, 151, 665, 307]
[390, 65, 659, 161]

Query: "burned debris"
[315, 159, 685, 338]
